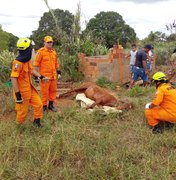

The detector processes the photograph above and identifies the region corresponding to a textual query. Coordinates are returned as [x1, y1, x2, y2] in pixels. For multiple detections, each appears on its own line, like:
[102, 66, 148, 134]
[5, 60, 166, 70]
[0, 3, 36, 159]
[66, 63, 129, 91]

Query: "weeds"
[1, 98, 176, 179]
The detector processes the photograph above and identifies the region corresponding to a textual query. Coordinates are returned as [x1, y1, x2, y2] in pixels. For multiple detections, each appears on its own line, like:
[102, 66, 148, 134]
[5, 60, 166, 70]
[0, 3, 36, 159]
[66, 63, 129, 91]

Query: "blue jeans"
[132, 66, 148, 82]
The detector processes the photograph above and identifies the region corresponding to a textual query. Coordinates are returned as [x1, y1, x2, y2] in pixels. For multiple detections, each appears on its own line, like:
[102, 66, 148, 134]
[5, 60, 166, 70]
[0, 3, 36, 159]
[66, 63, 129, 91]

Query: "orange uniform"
[145, 83, 176, 126]
[34, 47, 59, 106]
[11, 60, 43, 124]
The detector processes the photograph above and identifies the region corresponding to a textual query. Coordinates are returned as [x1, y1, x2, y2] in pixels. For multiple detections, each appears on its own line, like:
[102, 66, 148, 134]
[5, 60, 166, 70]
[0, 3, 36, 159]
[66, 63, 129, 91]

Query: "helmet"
[152, 72, 167, 81]
[44, 36, 53, 42]
[17, 38, 31, 50]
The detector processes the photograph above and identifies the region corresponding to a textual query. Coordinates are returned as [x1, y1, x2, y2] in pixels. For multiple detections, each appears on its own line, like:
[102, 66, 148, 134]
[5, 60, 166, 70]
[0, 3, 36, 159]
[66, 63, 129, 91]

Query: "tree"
[0, 25, 18, 51]
[83, 11, 136, 48]
[31, 8, 74, 49]
[143, 31, 167, 44]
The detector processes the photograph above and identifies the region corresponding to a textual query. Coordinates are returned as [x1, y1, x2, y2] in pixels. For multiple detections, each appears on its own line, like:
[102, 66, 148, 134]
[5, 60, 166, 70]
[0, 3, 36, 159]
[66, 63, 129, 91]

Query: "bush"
[96, 77, 117, 90]
[0, 50, 15, 82]
[154, 42, 175, 66]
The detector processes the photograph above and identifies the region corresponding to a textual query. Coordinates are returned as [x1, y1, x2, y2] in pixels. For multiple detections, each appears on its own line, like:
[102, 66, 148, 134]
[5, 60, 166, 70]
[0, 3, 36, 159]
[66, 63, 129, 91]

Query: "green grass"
[0, 85, 176, 179]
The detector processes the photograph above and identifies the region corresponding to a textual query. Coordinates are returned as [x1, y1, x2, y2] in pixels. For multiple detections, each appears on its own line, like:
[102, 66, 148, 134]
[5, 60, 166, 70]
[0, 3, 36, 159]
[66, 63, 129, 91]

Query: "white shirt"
[130, 50, 137, 65]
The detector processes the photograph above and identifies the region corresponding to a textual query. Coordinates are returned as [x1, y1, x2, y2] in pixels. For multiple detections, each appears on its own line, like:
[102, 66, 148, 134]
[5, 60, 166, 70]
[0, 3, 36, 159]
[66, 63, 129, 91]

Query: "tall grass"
[1, 86, 176, 179]
[0, 50, 15, 82]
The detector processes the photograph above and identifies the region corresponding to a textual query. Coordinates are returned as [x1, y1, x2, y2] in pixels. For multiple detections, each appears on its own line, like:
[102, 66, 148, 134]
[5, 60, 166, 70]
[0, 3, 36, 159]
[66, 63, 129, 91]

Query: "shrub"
[96, 77, 117, 90]
[0, 50, 15, 82]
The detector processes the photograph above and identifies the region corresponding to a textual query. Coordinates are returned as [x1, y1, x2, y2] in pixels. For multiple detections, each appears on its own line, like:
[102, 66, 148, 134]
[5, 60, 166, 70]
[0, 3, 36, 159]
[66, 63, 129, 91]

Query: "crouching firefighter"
[11, 38, 45, 127]
[145, 72, 176, 134]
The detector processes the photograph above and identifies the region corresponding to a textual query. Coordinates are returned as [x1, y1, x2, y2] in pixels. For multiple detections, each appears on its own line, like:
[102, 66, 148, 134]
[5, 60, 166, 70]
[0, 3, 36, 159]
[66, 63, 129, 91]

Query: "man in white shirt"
[125, 44, 137, 77]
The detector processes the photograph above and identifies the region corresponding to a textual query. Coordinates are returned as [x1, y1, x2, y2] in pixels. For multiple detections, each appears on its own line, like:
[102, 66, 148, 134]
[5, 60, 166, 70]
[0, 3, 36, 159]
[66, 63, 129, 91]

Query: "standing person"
[125, 44, 137, 78]
[147, 45, 154, 72]
[128, 44, 150, 88]
[145, 72, 176, 134]
[34, 36, 61, 113]
[11, 38, 44, 127]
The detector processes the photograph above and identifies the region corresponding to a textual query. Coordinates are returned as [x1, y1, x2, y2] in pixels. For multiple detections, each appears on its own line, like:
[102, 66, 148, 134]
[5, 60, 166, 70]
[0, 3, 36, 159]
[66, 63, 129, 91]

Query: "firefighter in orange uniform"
[34, 36, 61, 113]
[145, 72, 176, 133]
[11, 38, 45, 127]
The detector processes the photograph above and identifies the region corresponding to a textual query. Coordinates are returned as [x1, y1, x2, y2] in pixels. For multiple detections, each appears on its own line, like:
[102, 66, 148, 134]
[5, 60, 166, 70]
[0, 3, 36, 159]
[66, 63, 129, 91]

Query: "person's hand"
[145, 69, 149, 75]
[57, 70, 62, 80]
[145, 102, 151, 109]
[57, 74, 61, 79]
[39, 75, 50, 82]
[15, 92, 23, 104]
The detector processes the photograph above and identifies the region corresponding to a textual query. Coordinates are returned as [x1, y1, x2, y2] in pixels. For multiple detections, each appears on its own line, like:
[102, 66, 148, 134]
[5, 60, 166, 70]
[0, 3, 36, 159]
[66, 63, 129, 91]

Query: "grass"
[0, 85, 176, 179]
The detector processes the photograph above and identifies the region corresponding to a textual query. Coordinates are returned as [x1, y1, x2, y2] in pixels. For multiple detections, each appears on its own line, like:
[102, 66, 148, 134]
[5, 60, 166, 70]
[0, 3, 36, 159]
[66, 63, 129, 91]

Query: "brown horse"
[59, 82, 133, 110]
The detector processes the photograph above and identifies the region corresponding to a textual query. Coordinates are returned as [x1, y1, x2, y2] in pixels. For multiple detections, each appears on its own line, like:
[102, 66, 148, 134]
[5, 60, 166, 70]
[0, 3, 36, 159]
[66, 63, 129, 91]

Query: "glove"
[39, 75, 49, 82]
[39, 75, 45, 80]
[57, 70, 61, 75]
[34, 76, 40, 83]
[57, 70, 61, 79]
[145, 102, 151, 109]
[15, 92, 23, 104]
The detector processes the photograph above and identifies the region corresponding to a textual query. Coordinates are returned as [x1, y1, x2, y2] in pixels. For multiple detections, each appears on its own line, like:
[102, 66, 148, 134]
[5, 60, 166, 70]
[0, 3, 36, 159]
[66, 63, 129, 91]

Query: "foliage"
[143, 31, 167, 44]
[154, 42, 175, 66]
[1, 85, 176, 179]
[59, 53, 84, 82]
[0, 51, 15, 82]
[96, 77, 117, 90]
[84, 11, 136, 48]
[165, 20, 176, 34]
[0, 25, 18, 51]
[125, 86, 155, 97]
[31, 8, 74, 49]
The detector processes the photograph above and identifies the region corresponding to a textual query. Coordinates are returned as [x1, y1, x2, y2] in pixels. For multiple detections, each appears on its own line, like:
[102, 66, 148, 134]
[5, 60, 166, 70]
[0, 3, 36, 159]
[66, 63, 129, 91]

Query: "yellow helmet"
[152, 72, 167, 81]
[44, 36, 53, 42]
[16, 38, 31, 50]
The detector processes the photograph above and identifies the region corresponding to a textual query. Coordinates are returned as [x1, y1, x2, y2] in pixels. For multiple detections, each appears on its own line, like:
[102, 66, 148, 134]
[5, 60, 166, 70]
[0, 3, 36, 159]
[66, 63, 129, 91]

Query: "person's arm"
[125, 52, 131, 59]
[142, 52, 149, 75]
[33, 66, 41, 77]
[142, 60, 149, 75]
[11, 77, 19, 93]
[32, 66, 48, 81]
[11, 77, 23, 104]
[149, 103, 157, 109]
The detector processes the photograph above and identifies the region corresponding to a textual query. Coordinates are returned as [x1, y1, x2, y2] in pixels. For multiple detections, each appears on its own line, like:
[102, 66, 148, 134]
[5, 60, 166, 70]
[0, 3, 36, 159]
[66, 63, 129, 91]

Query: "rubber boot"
[152, 124, 163, 134]
[48, 101, 57, 112]
[43, 105, 48, 114]
[164, 122, 174, 130]
[33, 118, 42, 127]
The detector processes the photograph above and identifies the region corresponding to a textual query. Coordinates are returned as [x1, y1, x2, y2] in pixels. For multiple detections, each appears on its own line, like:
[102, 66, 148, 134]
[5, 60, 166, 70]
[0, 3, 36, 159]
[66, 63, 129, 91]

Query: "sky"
[0, 0, 175, 40]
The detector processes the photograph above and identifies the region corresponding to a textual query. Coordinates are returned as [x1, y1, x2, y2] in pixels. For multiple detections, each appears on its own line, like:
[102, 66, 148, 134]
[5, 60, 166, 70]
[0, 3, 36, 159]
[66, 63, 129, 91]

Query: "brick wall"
[79, 44, 130, 83]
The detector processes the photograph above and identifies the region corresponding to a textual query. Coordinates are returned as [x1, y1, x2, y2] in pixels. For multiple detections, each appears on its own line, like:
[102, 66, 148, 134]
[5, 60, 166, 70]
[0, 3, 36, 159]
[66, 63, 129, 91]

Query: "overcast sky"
[0, 0, 175, 40]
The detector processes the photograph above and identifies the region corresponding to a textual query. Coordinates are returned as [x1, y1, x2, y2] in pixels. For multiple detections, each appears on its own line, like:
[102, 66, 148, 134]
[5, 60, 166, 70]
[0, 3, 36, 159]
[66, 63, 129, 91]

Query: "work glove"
[39, 75, 50, 82]
[34, 76, 40, 83]
[57, 70, 62, 79]
[15, 92, 23, 104]
[145, 102, 151, 109]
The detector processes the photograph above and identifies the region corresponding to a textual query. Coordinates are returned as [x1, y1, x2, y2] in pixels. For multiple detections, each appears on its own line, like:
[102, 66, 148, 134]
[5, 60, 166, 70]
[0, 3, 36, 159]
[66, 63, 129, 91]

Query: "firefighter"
[145, 72, 176, 133]
[34, 36, 61, 113]
[11, 38, 45, 127]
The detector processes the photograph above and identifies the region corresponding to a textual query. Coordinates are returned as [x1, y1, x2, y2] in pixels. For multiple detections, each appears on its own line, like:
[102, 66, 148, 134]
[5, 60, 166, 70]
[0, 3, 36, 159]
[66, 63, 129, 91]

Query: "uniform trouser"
[145, 108, 176, 127]
[15, 88, 43, 124]
[40, 79, 57, 106]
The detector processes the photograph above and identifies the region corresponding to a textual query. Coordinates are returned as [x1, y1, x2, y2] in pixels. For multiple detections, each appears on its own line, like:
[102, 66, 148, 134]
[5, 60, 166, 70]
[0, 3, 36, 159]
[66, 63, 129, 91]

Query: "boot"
[43, 105, 48, 114]
[33, 118, 42, 127]
[48, 101, 57, 112]
[164, 122, 174, 130]
[152, 124, 163, 134]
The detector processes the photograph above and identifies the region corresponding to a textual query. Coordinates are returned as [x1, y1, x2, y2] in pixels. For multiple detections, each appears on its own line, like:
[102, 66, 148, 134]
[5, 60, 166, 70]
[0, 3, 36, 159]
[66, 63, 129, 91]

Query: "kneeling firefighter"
[145, 72, 176, 133]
